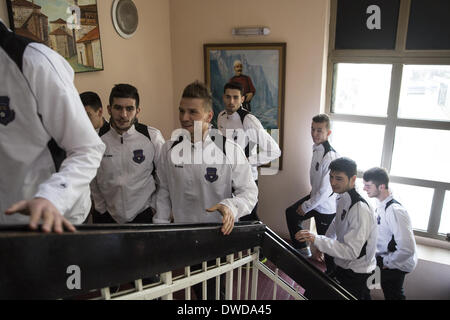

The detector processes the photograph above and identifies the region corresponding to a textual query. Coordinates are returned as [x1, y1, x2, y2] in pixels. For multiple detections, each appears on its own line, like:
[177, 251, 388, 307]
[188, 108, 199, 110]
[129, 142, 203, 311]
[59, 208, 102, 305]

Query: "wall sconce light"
[232, 27, 270, 36]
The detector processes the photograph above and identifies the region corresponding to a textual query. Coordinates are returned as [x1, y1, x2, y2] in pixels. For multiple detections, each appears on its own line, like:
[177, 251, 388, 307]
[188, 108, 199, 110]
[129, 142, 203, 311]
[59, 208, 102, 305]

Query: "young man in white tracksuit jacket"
[286, 114, 339, 271]
[154, 81, 257, 300]
[217, 81, 281, 222]
[296, 157, 377, 300]
[0, 19, 105, 233]
[90, 84, 165, 224]
[363, 167, 417, 300]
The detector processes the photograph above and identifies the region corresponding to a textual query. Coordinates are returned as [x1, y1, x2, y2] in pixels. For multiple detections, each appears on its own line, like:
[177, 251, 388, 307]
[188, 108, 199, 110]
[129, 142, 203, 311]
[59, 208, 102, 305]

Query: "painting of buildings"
[7, 0, 104, 73]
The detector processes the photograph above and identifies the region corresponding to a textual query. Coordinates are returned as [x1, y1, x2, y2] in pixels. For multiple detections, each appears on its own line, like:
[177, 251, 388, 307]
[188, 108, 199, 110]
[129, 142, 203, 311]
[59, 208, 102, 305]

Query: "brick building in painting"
[11, 0, 48, 44]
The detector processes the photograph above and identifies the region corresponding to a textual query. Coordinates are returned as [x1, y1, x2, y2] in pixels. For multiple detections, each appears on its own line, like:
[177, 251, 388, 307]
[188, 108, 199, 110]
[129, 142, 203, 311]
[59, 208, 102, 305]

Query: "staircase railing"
[0, 222, 354, 300]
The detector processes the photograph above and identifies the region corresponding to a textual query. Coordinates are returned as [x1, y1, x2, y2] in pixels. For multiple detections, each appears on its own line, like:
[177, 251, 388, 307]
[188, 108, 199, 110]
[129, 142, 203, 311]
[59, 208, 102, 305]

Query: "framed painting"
[6, 0, 104, 73]
[204, 43, 286, 170]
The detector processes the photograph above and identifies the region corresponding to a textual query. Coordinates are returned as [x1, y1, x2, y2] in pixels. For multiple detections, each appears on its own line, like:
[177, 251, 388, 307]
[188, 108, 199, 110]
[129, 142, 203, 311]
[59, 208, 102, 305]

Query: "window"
[398, 65, 450, 121]
[327, 0, 450, 240]
[439, 192, 450, 235]
[332, 63, 392, 116]
[329, 121, 384, 172]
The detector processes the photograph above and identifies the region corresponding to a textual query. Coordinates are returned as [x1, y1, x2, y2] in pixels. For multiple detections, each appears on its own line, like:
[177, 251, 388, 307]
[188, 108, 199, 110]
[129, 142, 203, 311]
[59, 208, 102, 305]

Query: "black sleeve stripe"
[348, 188, 369, 210]
[385, 199, 401, 211]
[236, 107, 250, 124]
[134, 123, 152, 141]
[322, 141, 336, 160]
[47, 139, 66, 172]
[0, 21, 33, 72]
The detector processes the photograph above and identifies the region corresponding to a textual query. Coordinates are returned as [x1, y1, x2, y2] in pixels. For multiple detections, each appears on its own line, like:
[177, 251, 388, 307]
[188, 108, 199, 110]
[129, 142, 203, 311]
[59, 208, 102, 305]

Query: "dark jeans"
[92, 206, 154, 224]
[335, 266, 372, 300]
[285, 195, 336, 272]
[377, 256, 407, 300]
[239, 180, 259, 222]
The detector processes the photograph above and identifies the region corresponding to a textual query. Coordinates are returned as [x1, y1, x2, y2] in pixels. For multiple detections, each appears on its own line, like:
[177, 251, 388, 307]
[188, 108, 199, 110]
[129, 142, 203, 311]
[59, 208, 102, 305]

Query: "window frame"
[326, 0, 450, 241]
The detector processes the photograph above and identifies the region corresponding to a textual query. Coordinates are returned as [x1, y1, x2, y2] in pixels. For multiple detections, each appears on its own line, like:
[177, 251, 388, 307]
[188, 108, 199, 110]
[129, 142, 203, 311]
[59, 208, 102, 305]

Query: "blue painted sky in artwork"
[224, 49, 279, 88]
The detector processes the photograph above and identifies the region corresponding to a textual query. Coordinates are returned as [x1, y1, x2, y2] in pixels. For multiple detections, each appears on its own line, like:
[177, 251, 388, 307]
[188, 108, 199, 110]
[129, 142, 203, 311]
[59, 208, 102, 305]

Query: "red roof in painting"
[12, 0, 41, 9]
[50, 18, 67, 24]
[77, 27, 99, 43]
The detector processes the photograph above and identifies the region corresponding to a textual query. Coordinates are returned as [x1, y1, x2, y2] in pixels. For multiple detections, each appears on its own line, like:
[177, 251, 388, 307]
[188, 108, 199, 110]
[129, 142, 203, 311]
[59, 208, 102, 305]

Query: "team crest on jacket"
[0, 97, 15, 126]
[341, 209, 347, 221]
[205, 167, 218, 183]
[132, 149, 145, 164]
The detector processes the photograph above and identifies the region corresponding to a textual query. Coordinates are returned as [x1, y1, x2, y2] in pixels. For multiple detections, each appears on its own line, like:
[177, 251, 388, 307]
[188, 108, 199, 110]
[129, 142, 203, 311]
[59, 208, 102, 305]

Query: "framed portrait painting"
[204, 43, 286, 170]
[6, 0, 104, 73]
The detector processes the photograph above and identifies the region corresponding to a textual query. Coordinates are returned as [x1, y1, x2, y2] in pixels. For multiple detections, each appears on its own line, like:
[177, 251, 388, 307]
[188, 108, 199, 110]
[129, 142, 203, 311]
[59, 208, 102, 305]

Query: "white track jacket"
[0, 21, 105, 224]
[217, 109, 281, 181]
[314, 189, 378, 274]
[154, 130, 258, 224]
[376, 195, 418, 273]
[91, 123, 165, 223]
[301, 141, 339, 214]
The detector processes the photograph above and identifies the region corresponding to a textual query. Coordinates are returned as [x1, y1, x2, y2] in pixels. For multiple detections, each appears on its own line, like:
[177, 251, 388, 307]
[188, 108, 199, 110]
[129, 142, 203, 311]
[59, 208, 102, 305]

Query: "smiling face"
[179, 97, 213, 139]
[108, 97, 140, 134]
[330, 170, 356, 194]
[223, 88, 245, 115]
[311, 121, 331, 145]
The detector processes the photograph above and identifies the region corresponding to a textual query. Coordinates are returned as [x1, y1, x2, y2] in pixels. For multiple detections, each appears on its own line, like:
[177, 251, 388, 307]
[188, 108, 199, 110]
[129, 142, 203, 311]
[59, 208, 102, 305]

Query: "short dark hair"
[224, 81, 243, 95]
[182, 81, 213, 111]
[329, 157, 357, 179]
[312, 114, 331, 130]
[80, 91, 102, 111]
[109, 84, 140, 108]
[363, 167, 389, 189]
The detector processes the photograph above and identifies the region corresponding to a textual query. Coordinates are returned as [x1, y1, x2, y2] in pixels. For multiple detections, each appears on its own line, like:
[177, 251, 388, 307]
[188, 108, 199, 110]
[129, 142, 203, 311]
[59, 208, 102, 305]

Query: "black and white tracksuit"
[0, 20, 105, 224]
[91, 122, 165, 224]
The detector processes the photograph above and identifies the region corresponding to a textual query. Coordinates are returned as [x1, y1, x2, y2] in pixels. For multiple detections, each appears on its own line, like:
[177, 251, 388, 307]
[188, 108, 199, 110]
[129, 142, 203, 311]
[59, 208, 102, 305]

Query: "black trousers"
[335, 266, 372, 300]
[239, 180, 259, 222]
[92, 206, 154, 224]
[285, 195, 336, 272]
[377, 256, 407, 300]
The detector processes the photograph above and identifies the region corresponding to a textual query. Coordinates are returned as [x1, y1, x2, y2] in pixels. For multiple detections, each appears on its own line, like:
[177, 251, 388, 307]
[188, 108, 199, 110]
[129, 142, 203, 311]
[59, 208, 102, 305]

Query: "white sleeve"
[23, 43, 105, 216]
[149, 128, 166, 210]
[383, 207, 417, 270]
[315, 203, 371, 260]
[244, 115, 281, 167]
[219, 142, 258, 220]
[301, 154, 335, 213]
[154, 143, 172, 224]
